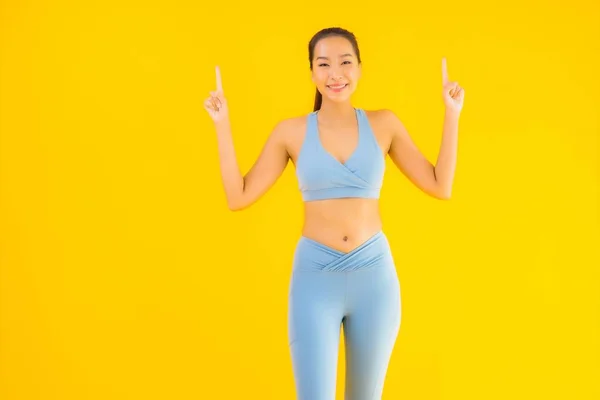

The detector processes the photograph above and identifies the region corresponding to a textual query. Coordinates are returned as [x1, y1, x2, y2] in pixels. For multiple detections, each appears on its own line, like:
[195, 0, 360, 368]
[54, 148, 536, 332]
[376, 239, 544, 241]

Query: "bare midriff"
[301, 198, 382, 253]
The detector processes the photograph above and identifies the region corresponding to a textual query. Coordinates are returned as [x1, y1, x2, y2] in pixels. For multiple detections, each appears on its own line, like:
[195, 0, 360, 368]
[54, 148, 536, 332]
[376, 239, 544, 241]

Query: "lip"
[327, 83, 348, 91]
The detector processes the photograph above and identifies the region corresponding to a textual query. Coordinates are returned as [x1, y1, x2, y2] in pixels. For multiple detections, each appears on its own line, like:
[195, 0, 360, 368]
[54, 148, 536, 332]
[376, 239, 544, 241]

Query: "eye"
[318, 61, 351, 67]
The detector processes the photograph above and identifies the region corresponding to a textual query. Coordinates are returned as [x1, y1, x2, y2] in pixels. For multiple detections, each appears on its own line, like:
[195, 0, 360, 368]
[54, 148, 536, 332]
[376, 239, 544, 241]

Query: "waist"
[301, 198, 382, 253]
[293, 229, 393, 272]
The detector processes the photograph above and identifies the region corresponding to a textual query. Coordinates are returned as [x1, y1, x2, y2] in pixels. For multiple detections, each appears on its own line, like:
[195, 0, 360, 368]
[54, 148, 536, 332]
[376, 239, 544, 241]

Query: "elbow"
[430, 191, 451, 200]
[225, 183, 247, 211]
[227, 200, 245, 211]
[228, 204, 241, 212]
[431, 171, 453, 200]
[434, 183, 452, 200]
[438, 192, 452, 200]
[438, 187, 453, 200]
[226, 193, 249, 211]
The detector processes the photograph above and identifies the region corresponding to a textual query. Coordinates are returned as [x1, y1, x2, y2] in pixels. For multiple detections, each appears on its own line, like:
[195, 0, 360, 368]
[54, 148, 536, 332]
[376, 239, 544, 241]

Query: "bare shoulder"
[268, 113, 309, 161]
[268, 113, 306, 140]
[364, 108, 404, 132]
[363, 108, 406, 152]
[284, 113, 309, 131]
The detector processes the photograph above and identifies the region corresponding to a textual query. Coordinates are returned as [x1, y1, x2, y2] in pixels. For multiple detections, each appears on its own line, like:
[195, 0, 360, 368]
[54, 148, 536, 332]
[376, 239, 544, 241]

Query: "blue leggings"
[287, 230, 402, 400]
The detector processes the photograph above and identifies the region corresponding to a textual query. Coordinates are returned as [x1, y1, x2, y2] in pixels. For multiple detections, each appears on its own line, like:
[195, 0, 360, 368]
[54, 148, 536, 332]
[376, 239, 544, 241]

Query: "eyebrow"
[316, 53, 353, 60]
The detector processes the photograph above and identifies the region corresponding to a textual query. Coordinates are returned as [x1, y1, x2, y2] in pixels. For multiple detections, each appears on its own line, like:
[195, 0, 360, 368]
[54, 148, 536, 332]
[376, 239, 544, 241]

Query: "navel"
[342, 236, 348, 242]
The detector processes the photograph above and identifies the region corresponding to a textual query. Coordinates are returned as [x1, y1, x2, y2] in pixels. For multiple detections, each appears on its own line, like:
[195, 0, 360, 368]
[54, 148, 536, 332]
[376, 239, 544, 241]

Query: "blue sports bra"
[295, 108, 385, 201]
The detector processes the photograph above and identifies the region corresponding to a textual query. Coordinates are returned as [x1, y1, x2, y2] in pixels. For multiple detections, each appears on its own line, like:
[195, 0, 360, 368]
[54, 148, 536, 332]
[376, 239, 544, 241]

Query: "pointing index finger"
[216, 65, 223, 93]
[442, 58, 448, 86]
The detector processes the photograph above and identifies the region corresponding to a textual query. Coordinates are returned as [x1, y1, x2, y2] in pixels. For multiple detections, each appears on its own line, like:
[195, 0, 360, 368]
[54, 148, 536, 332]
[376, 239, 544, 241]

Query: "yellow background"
[1, 0, 598, 399]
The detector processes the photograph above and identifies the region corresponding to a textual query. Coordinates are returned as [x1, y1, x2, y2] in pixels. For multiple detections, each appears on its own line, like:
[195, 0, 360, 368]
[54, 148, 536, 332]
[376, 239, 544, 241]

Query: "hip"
[292, 229, 395, 273]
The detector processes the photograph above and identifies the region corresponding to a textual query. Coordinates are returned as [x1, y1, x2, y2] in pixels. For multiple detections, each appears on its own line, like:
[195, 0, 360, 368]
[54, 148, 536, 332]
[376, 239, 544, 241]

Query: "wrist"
[444, 108, 461, 120]
[214, 117, 231, 131]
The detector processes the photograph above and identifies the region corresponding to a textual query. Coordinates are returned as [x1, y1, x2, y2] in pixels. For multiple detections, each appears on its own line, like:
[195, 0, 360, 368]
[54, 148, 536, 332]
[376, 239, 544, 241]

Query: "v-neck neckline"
[314, 108, 361, 167]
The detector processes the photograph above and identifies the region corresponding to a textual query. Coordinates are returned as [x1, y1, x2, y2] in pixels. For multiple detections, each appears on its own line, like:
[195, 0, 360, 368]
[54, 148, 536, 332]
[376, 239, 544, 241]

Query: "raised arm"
[204, 66, 290, 211]
[386, 109, 443, 199]
[216, 119, 290, 211]
[387, 58, 464, 200]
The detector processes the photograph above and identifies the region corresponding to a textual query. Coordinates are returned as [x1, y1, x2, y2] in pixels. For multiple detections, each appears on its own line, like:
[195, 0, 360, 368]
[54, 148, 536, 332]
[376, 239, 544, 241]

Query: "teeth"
[329, 85, 346, 89]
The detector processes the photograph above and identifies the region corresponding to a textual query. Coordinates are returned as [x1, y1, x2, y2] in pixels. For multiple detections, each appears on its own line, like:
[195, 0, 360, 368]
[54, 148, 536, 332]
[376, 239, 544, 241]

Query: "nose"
[328, 66, 343, 79]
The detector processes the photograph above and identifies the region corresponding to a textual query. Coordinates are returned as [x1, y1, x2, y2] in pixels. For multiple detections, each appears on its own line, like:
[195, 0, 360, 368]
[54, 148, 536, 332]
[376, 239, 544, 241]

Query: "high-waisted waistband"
[293, 230, 394, 272]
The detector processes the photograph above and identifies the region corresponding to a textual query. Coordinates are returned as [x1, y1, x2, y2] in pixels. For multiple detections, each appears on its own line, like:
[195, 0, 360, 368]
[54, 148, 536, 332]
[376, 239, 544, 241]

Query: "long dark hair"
[308, 27, 362, 112]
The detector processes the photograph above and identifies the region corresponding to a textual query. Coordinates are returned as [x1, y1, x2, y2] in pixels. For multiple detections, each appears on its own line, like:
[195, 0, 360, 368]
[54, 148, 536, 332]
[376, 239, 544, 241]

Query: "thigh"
[343, 265, 401, 400]
[288, 269, 345, 400]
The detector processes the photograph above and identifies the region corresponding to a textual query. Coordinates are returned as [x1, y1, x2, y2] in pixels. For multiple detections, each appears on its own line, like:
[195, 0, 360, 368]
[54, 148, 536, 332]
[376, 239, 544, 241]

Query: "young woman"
[204, 27, 463, 400]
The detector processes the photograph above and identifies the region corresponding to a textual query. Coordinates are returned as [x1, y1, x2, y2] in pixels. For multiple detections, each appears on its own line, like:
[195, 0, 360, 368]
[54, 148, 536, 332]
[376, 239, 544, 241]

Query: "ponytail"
[313, 88, 322, 112]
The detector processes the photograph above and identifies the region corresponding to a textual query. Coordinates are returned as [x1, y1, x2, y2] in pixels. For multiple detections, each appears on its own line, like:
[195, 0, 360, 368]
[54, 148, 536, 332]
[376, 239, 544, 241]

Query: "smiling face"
[311, 35, 362, 105]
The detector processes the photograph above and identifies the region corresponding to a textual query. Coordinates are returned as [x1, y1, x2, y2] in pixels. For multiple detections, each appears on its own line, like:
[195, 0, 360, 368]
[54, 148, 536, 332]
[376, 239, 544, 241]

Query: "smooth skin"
[204, 36, 464, 253]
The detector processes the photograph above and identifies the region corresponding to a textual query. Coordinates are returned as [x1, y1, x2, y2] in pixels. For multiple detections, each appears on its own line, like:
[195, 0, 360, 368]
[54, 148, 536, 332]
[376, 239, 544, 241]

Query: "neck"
[317, 100, 356, 121]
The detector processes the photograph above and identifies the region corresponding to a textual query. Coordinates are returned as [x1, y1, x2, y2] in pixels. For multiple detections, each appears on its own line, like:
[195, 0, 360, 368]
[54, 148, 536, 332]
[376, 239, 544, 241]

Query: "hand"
[203, 66, 229, 123]
[441, 58, 464, 115]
